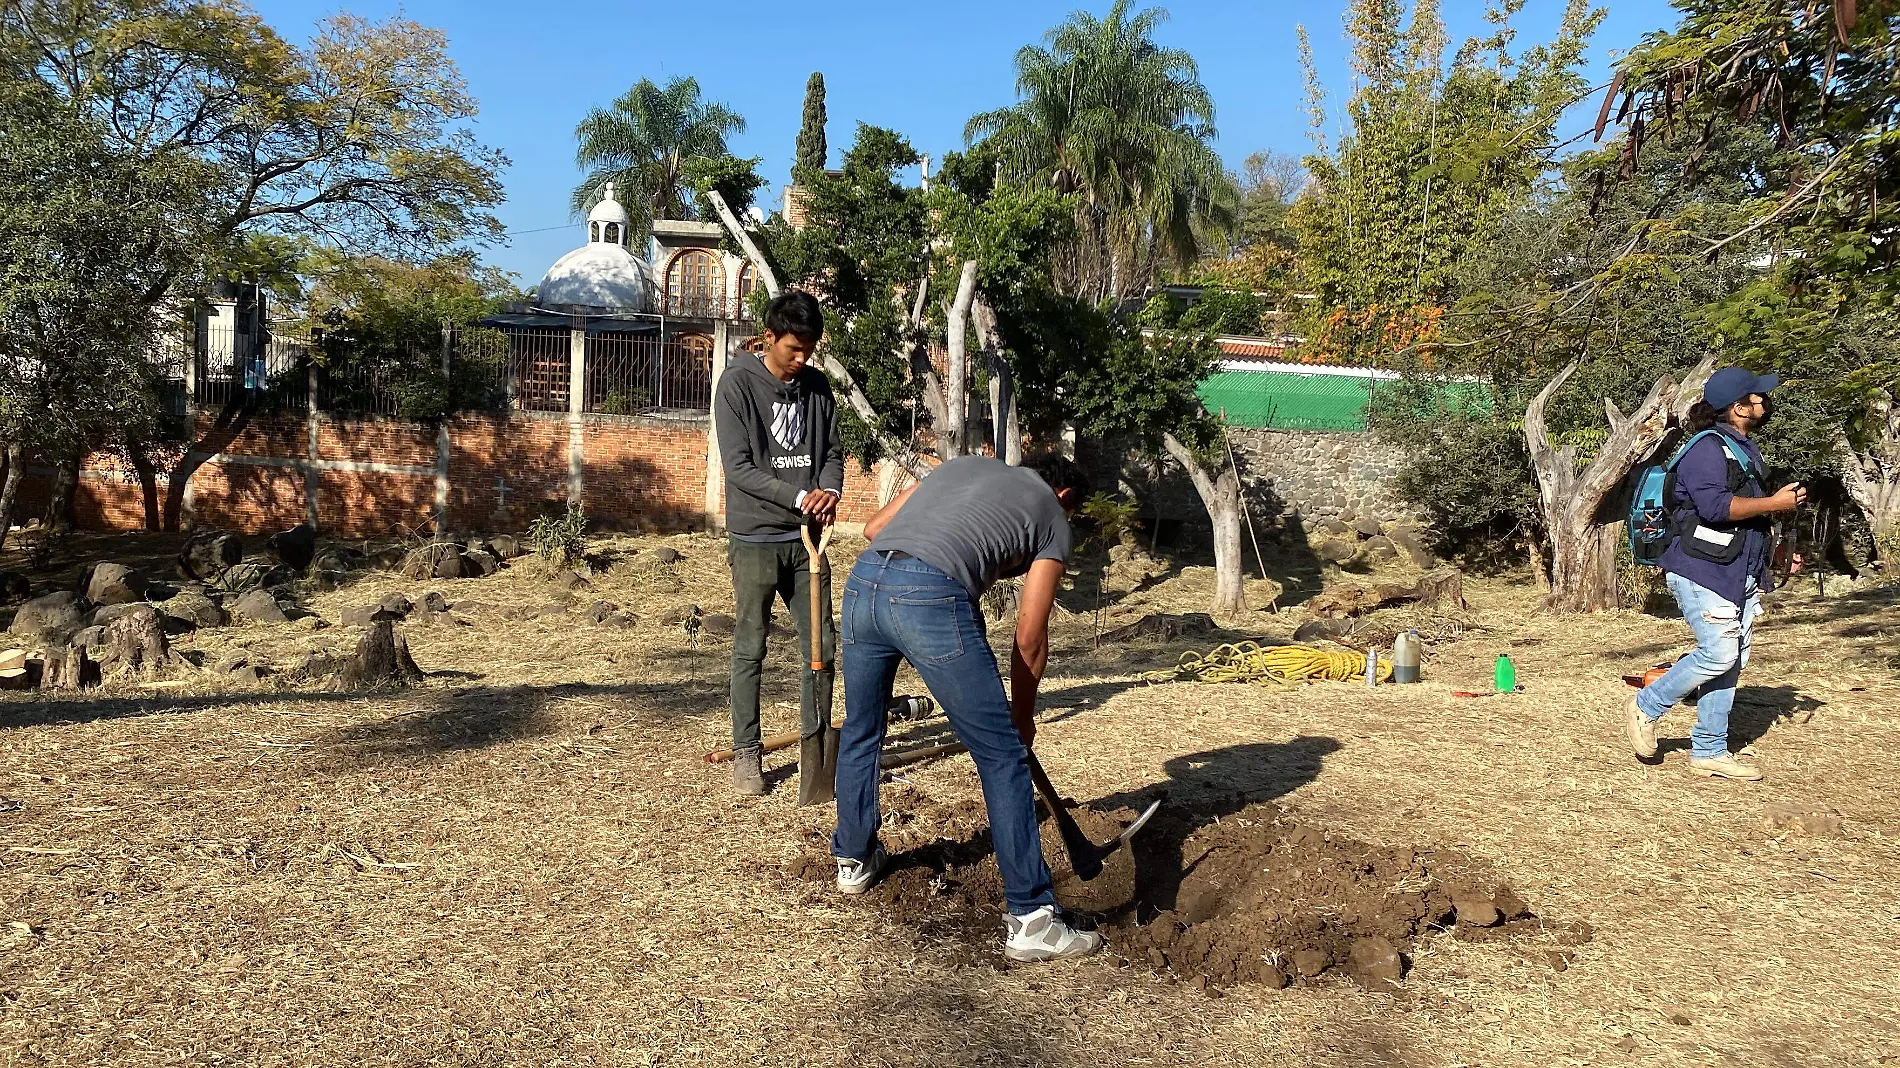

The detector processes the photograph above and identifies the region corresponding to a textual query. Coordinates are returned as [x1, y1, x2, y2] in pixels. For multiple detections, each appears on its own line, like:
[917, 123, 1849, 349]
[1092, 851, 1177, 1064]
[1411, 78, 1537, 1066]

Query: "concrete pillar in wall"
[567, 323, 586, 509]
[704, 319, 730, 530]
[305, 361, 320, 530]
[434, 324, 452, 538]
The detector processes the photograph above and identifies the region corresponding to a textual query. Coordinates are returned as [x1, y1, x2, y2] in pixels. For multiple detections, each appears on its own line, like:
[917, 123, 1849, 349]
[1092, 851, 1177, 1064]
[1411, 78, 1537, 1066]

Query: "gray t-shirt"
[871, 456, 1072, 599]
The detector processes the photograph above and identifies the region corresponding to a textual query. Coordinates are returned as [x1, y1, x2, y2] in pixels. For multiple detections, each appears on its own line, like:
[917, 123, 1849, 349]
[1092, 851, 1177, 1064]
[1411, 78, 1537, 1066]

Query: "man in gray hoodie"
[714, 290, 845, 803]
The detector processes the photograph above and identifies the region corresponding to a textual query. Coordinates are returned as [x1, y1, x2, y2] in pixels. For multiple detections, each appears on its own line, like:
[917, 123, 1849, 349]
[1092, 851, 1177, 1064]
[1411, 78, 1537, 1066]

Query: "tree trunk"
[943, 260, 978, 459]
[336, 618, 424, 691]
[1837, 389, 1900, 563]
[129, 447, 161, 532]
[42, 453, 79, 532]
[708, 189, 929, 479]
[1162, 432, 1247, 617]
[972, 294, 1021, 464]
[1524, 357, 1714, 612]
[164, 396, 255, 531]
[0, 440, 24, 556]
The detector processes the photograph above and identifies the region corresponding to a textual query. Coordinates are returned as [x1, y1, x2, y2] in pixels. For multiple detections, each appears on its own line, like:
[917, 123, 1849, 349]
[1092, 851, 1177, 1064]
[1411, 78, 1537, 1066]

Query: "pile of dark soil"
[788, 785, 1590, 990]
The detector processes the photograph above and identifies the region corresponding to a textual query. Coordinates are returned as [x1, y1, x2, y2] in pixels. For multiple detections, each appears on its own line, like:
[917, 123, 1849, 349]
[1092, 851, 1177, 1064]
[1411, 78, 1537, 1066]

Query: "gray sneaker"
[1624, 695, 1658, 760]
[836, 846, 887, 895]
[732, 745, 766, 796]
[1003, 906, 1104, 963]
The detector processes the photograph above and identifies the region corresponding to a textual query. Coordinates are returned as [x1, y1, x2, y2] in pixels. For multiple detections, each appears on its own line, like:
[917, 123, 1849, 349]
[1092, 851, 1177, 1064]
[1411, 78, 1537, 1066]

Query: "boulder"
[371, 546, 407, 571]
[648, 546, 681, 566]
[1315, 518, 1352, 538]
[8, 592, 86, 643]
[1349, 936, 1405, 987]
[218, 563, 272, 593]
[433, 551, 466, 580]
[699, 612, 735, 637]
[340, 605, 379, 628]
[1388, 527, 1436, 569]
[231, 589, 288, 625]
[1292, 618, 1352, 643]
[421, 591, 449, 615]
[71, 625, 107, 650]
[89, 603, 150, 628]
[1316, 539, 1358, 565]
[0, 572, 30, 605]
[159, 591, 228, 631]
[313, 545, 366, 574]
[83, 563, 149, 606]
[1452, 892, 1500, 928]
[464, 537, 496, 559]
[463, 549, 500, 577]
[552, 570, 592, 592]
[177, 530, 243, 581]
[584, 600, 617, 625]
[378, 593, 415, 618]
[400, 544, 463, 581]
[661, 604, 701, 627]
[1362, 536, 1399, 562]
[1352, 516, 1385, 538]
[489, 534, 522, 559]
[266, 523, 319, 574]
[287, 649, 344, 682]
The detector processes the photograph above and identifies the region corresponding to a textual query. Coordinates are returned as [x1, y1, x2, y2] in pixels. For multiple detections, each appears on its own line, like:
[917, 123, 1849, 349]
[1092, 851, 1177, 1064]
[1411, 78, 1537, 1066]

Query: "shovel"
[796, 519, 838, 806]
[1025, 749, 1160, 882]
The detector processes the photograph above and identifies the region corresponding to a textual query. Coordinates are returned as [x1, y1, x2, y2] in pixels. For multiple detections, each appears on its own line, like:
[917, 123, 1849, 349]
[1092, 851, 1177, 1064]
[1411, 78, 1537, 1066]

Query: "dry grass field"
[1, 528, 1896, 1067]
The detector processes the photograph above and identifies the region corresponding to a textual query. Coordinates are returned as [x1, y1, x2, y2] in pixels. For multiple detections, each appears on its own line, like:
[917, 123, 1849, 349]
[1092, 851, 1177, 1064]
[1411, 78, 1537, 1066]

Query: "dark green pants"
[727, 536, 835, 751]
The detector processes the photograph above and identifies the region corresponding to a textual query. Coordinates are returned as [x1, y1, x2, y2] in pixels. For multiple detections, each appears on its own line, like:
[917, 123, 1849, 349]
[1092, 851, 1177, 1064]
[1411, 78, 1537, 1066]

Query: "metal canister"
[1365, 648, 1380, 687]
[1392, 631, 1422, 684]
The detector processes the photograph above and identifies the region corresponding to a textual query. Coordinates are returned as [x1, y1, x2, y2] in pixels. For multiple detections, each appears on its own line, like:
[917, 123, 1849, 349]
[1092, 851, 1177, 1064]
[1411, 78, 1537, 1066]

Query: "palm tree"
[966, 1, 1236, 301]
[571, 77, 745, 237]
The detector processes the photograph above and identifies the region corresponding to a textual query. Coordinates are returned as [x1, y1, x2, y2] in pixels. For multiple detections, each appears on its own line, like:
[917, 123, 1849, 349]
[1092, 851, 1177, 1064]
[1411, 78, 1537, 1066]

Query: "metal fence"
[583, 331, 713, 414]
[192, 324, 312, 412]
[175, 321, 719, 419]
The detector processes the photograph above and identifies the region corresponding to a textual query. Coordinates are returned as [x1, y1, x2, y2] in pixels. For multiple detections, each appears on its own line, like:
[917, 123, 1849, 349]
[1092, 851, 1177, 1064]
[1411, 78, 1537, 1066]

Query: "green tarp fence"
[1197, 368, 1380, 432]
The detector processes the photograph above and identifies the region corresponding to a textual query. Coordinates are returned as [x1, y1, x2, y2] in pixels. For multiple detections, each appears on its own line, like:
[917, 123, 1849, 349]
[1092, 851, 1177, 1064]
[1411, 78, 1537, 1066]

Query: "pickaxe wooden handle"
[800, 520, 834, 672]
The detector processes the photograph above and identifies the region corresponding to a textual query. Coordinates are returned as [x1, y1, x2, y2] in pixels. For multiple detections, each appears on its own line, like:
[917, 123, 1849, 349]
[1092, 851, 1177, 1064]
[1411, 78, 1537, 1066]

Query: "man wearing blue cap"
[1625, 367, 1805, 781]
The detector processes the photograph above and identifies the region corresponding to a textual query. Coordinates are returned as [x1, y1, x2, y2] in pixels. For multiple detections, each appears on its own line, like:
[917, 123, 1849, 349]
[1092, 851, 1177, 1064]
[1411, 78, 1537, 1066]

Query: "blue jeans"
[830, 551, 1057, 915]
[1636, 573, 1762, 760]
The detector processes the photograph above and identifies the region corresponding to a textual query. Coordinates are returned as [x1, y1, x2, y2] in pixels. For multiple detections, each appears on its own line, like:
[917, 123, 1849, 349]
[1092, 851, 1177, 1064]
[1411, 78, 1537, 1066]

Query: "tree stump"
[335, 618, 423, 691]
[178, 530, 244, 581]
[40, 643, 95, 690]
[95, 604, 176, 680]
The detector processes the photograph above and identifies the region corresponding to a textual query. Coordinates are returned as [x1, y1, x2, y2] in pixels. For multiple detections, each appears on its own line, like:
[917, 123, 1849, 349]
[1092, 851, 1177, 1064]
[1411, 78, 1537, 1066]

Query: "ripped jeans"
[1636, 573, 1762, 760]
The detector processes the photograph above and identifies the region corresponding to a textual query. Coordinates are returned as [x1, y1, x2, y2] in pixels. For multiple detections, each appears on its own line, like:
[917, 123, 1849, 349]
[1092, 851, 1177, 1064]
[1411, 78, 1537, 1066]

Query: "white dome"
[588, 181, 630, 228]
[537, 242, 651, 310]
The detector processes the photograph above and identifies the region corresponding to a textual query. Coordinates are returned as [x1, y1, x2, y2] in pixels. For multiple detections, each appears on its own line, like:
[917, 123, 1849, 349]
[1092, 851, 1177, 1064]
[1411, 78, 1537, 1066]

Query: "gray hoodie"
[714, 355, 844, 539]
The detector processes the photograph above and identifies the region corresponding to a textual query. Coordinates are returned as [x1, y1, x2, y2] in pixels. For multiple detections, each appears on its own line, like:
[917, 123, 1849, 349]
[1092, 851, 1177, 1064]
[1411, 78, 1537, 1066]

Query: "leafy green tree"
[0, 72, 210, 541]
[764, 125, 930, 466]
[967, 0, 1237, 303]
[572, 76, 745, 238]
[1616, 0, 1900, 556]
[1291, 0, 1598, 362]
[795, 72, 827, 173]
[8, 0, 509, 529]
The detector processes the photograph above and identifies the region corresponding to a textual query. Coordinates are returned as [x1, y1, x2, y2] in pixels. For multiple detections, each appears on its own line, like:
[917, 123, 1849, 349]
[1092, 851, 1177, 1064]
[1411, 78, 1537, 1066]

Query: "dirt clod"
[1349, 935, 1404, 986]
[1291, 947, 1332, 977]
[1452, 893, 1501, 928]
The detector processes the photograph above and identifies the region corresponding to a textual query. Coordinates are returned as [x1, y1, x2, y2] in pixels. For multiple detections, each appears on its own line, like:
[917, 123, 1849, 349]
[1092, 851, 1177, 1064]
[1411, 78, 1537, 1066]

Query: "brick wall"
[45, 408, 897, 539]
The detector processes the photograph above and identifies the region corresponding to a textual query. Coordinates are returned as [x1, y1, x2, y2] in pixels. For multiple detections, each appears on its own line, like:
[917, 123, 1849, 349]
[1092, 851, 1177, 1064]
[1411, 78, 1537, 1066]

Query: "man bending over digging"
[715, 290, 844, 803]
[831, 453, 1103, 963]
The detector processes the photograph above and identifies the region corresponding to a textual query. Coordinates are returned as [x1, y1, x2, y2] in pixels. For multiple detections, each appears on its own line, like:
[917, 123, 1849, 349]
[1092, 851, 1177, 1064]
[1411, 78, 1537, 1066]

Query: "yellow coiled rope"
[1137, 641, 1393, 687]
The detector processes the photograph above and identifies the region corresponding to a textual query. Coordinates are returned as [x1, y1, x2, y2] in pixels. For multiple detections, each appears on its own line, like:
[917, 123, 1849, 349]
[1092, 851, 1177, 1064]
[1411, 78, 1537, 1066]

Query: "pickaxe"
[1025, 750, 1160, 882]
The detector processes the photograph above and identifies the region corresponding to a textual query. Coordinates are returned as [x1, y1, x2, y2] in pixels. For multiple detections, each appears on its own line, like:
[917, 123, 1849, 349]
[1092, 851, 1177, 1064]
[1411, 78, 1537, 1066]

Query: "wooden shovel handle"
[801, 521, 833, 672]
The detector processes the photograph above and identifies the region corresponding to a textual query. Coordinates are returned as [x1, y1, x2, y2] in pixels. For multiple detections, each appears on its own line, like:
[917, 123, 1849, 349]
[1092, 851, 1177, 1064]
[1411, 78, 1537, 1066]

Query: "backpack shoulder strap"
[1662, 429, 1721, 472]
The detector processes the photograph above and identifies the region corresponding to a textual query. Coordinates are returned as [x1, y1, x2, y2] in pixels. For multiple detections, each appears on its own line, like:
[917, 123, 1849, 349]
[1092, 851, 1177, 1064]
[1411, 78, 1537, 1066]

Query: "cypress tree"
[795, 72, 826, 174]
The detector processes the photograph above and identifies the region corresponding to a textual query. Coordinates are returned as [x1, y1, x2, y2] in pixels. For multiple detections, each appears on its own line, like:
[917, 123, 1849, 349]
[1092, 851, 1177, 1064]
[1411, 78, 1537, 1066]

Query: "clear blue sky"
[249, 0, 1682, 285]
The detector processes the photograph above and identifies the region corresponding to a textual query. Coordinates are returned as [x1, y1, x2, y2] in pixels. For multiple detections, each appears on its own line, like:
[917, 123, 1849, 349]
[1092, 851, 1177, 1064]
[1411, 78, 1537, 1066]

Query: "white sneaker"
[1003, 906, 1104, 963]
[836, 846, 887, 895]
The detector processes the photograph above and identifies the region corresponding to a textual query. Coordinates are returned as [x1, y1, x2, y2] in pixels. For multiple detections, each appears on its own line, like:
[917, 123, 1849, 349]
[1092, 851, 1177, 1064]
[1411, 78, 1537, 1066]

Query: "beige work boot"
[1688, 753, 1763, 781]
[1624, 695, 1658, 760]
[732, 745, 767, 796]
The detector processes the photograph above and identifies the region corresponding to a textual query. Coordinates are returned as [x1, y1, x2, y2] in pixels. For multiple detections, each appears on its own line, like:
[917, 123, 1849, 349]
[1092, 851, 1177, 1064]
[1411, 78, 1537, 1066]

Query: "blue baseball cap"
[1703, 367, 1780, 410]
